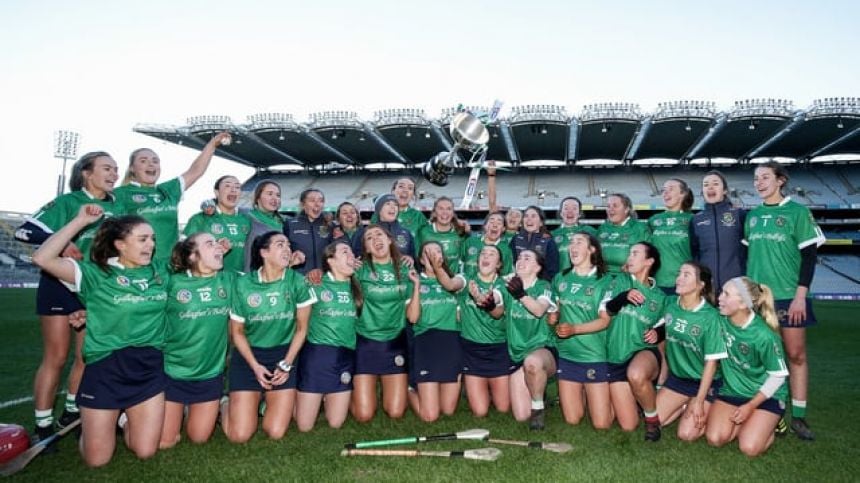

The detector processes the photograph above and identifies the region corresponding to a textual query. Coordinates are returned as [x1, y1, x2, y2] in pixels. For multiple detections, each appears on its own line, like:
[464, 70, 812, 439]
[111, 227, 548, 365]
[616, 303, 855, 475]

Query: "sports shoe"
[774, 417, 788, 437]
[644, 420, 662, 442]
[529, 409, 545, 431]
[57, 409, 80, 429]
[790, 417, 815, 441]
[32, 425, 58, 455]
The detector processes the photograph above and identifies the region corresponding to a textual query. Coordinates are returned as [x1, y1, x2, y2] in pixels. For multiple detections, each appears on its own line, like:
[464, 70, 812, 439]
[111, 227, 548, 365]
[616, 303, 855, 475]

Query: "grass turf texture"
[1, 288, 858, 481]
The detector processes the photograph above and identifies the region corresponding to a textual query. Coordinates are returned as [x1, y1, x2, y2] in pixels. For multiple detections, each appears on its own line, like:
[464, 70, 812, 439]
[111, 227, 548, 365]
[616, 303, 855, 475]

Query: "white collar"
[740, 311, 755, 329]
[257, 267, 286, 283]
[630, 273, 656, 288]
[107, 257, 125, 269]
[679, 296, 707, 312]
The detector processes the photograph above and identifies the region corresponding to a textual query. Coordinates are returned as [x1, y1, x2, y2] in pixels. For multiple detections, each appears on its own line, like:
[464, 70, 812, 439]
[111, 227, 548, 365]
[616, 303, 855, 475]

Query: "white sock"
[35, 409, 53, 428]
[531, 399, 544, 411]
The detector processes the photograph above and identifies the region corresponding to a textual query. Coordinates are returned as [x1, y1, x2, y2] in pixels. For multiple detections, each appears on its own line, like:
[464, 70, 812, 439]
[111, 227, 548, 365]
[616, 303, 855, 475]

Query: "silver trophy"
[422, 111, 490, 187]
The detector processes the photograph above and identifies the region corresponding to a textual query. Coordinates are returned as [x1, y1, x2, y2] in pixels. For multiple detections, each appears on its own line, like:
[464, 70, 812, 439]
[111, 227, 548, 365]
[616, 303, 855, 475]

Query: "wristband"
[277, 360, 294, 373]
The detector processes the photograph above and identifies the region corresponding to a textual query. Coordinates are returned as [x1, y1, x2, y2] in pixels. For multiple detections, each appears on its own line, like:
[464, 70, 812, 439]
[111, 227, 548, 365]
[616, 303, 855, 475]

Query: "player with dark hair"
[552, 196, 597, 274]
[183, 175, 251, 273]
[509, 206, 559, 281]
[649, 179, 694, 294]
[416, 197, 468, 272]
[706, 277, 788, 457]
[353, 194, 415, 265]
[603, 242, 668, 441]
[690, 170, 746, 291]
[242, 180, 284, 271]
[744, 161, 825, 440]
[550, 232, 613, 429]
[15, 152, 120, 446]
[598, 193, 650, 274]
[283, 188, 333, 277]
[32, 208, 168, 467]
[295, 241, 362, 431]
[221, 231, 314, 443]
[461, 211, 514, 278]
[160, 233, 233, 448]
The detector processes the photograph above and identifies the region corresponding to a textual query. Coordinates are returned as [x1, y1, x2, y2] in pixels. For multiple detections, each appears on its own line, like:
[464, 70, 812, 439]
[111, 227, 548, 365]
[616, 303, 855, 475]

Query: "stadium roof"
[133, 98, 860, 170]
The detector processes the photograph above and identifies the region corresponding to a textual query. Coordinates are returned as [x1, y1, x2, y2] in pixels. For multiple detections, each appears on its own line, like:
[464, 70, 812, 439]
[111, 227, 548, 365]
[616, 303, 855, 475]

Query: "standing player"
[351, 225, 421, 422]
[295, 242, 362, 431]
[116, 132, 230, 264]
[416, 197, 468, 272]
[502, 250, 558, 430]
[597, 193, 650, 274]
[352, 195, 415, 264]
[331, 201, 361, 246]
[15, 152, 120, 444]
[184, 175, 252, 273]
[370, 177, 429, 238]
[706, 277, 788, 457]
[550, 233, 613, 429]
[461, 211, 514, 279]
[283, 188, 333, 277]
[509, 206, 560, 281]
[744, 161, 825, 440]
[221, 232, 314, 442]
[690, 170, 746, 291]
[243, 180, 284, 271]
[645, 262, 726, 442]
[160, 233, 233, 449]
[32, 208, 168, 467]
[603, 243, 668, 440]
[551, 197, 597, 274]
[649, 179, 694, 294]
[461, 245, 512, 417]
[410, 242, 466, 422]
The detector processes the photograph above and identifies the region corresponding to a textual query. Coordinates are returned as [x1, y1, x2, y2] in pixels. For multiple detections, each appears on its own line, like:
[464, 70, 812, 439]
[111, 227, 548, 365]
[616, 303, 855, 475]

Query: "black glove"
[506, 275, 527, 300]
[654, 325, 666, 343]
[479, 293, 497, 312]
[605, 290, 632, 315]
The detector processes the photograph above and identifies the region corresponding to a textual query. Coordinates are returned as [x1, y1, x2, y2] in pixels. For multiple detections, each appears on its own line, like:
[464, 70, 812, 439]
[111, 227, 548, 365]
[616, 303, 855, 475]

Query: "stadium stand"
[0, 213, 39, 287]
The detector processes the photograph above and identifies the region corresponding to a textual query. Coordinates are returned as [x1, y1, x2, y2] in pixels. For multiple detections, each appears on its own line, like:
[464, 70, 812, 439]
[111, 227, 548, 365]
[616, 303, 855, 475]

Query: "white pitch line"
[0, 390, 65, 410]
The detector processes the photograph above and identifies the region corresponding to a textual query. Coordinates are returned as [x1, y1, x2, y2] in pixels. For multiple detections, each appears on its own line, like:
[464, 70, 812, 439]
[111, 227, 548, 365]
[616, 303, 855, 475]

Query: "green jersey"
[164, 270, 233, 380]
[69, 259, 168, 364]
[503, 278, 556, 363]
[718, 314, 789, 401]
[414, 274, 463, 336]
[307, 274, 358, 349]
[114, 178, 184, 263]
[28, 190, 121, 258]
[248, 207, 284, 231]
[416, 224, 465, 272]
[459, 275, 506, 344]
[356, 261, 414, 341]
[604, 274, 667, 363]
[184, 210, 252, 273]
[648, 211, 693, 288]
[597, 218, 651, 274]
[371, 205, 429, 238]
[230, 269, 316, 348]
[662, 296, 727, 380]
[551, 268, 612, 363]
[552, 224, 598, 273]
[744, 198, 825, 300]
[460, 235, 514, 279]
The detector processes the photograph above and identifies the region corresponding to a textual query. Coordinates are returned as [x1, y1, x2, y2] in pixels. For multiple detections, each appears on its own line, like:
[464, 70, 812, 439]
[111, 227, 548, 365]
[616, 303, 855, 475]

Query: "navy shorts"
[165, 374, 224, 404]
[663, 374, 721, 402]
[716, 394, 786, 416]
[297, 343, 355, 394]
[228, 345, 297, 392]
[607, 347, 662, 383]
[412, 329, 462, 384]
[557, 358, 609, 383]
[460, 338, 515, 378]
[355, 331, 408, 376]
[775, 299, 817, 328]
[77, 346, 166, 410]
[36, 272, 84, 316]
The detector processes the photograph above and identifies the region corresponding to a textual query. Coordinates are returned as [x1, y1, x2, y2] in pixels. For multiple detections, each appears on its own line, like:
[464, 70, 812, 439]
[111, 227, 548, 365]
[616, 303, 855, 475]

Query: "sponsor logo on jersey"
[211, 223, 224, 235]
[690, 324, 702, 337]
[585, 286, 594, 296]
[132, 194, 147, 203]
[176, 289, 192, 304]
[340, 371, 352, 385]
[320, 289, 334, 302]
[721, 212, 736, 226]
[738, 342, 750, 355]
[116, 275, 130, 287]
[247, 293, 262, 308]
[394, 355, 405, 367]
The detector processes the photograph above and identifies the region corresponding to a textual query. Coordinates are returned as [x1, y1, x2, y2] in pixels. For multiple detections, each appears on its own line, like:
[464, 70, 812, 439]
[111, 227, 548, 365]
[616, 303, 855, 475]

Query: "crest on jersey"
[394, 355, 405, 367]
[320, 290, 334, 303]
[420, 285, 430, 294]
[653, 218, 663, 227]
[176, 289, 192, 304]
[622, 233, 630, 242]
[116, 275, 130, 287]
[776, 216, 786, 227]
[132, 194, 147, 203]
[690, 324, 702, 337]
[369, 271, 379, 281]
[247, 293, 262, 308]
[340, 371, 352, 385]
[554, 235, 563, 243]
[738, 342, 750, 355]
[721, 212, 736, 226]
[218, 287, 227, 299]
[749, 217, 758, 228]
[211, 223, 224, 235]
[469, 246, 478, 256]
[396, 235, 407, 248]
[319, 225, 329, 238]
[586, 368, 596, 381]
[558, 282, 568, 292]
[649, 300, 659, 312]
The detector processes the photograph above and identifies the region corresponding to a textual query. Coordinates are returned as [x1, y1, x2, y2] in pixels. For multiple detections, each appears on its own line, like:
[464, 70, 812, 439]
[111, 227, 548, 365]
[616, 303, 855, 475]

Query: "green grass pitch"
[1, 289, 858, 481]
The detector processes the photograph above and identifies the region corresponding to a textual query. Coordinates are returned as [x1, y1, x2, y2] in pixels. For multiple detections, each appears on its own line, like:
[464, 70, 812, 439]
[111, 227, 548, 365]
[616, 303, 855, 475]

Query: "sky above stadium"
[0, 0, 857, 221]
